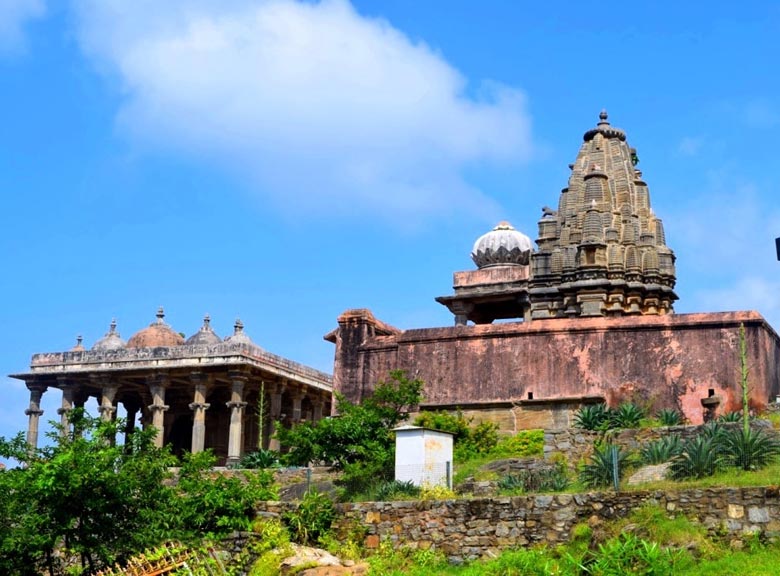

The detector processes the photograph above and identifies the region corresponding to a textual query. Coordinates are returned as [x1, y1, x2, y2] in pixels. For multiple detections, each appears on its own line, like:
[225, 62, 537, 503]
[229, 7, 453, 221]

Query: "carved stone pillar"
[312, 398, 324, 422]
[25, 384, 46, 448]
[189, 372, 211, 454]
[147, 374, 169, 448]
[98, 382, 119, 422]
[56, 377, 76, 435]
[268, 380, 285, 451]
[290, 390, 304, 424]
[124, 402, 138, 446]
[226, 372, 248, 465]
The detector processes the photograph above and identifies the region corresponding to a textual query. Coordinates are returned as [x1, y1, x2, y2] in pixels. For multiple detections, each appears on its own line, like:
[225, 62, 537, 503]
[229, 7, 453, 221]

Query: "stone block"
[748, 507, 770, 523]
[728, 504, 744, 519]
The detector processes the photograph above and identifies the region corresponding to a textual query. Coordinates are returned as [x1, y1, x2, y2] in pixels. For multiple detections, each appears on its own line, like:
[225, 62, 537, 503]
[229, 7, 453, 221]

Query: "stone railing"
[257, 486, 780, 563]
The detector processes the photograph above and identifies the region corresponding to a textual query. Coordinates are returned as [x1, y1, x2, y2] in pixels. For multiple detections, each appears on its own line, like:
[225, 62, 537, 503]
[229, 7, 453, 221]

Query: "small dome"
[70, 335, 85, 352]
[224, 318, 255, 346]
[471, 221, 532, 269]
[185, 314, 222, 346]
[92, 320, 127, 351]
[126, 307, 185, 348]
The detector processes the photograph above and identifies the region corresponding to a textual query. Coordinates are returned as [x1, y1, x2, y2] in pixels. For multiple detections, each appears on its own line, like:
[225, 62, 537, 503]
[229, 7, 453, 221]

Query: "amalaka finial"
[203, 314, 211, 328]
[156, 307, 165, 323]
[76, 335, 83, 346]
[234, 318, 244, 333]
[599, 109, 609, 123]
[109, 319, 117, 333]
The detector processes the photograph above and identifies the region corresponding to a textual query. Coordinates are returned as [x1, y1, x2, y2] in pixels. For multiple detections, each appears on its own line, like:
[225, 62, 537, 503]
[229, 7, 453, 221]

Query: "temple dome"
[185, 314, 222, 346]
[471, 221, 532, 269]
[127, 307, 185, 348]
[92, 320, 126, 351]
[224, 319, 255, 346]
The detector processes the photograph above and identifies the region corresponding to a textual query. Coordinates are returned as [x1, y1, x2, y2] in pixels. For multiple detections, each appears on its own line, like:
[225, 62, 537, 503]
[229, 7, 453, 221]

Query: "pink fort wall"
[328, 310, 780, 425]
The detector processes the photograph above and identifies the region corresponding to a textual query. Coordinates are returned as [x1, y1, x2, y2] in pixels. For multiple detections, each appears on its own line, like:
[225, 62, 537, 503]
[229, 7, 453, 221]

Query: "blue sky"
[1, 0, 779, 445]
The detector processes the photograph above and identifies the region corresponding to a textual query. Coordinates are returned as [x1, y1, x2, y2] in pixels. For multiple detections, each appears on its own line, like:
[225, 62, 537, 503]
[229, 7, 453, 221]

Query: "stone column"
[124, 403, 138, 446]
[189, 372, 211, 454]
[312, 397, 324, 422]
[98, 383, 119, 422]
[290, 390, 304, 424]
[25, 384, 46, 449]
[56, 377, 76, 435]
[147, 374, 169, 448]
[268, 380, 285, 451]
[226, 372, 248, 465]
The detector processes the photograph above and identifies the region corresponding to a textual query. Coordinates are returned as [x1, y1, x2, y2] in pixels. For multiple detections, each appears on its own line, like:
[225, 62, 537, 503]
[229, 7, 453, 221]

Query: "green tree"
[277, 370, 423, 495]
[0, 409, 277, 575]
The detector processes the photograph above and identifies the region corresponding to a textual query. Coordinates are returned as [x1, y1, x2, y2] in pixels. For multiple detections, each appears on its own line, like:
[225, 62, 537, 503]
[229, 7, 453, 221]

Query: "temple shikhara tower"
[437, 111, 677, 325]
[330, 112, 780, 427]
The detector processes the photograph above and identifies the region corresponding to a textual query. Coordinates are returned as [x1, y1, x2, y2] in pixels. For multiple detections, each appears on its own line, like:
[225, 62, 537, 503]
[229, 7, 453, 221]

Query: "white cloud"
[0, 0, 45, 53]
[73, 0, 532, 222]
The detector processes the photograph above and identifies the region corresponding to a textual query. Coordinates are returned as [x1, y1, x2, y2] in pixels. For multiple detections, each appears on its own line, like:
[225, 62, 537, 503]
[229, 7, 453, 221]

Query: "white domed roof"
[185, 314, 222, 346]
[471, 221, 532, 268]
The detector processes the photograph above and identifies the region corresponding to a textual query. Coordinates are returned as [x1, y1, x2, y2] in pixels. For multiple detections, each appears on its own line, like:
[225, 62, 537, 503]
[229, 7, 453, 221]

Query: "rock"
[280, 544, 350, 575]
[625, 462, 671, 486]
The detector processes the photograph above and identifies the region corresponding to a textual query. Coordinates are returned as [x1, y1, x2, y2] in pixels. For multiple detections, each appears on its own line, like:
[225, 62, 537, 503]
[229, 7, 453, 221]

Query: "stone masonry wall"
[331, 310, 780, 425]
[544, 421, 778, 469]
[258, 487, 780, 563]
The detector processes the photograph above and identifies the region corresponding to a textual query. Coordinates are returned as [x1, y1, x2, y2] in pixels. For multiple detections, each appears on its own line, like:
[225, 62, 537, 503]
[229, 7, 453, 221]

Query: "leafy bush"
[413, 410, 471, 442]
[721, 427, 780, 471]
[176, 451, 278, 537]
[656, 409, 683, 426]
[582, 532, 687, 575]
[282, 489, 335, 546]
[491, 429, 544, 458]
[610, 402, 645, 429]
[579, 443, 629, 489]
[640, 434, 682, 465]
[574, 404, 611, 431]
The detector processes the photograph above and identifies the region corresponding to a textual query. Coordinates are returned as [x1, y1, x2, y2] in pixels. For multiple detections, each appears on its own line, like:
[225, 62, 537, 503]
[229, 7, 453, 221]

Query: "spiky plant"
[640, 434, 682, 465]
[574, 404, 611, 431]
[721, 427, 780, 471]
[717, 411, 742, 423]
[371, 479, 420, 501]
[669, 436, 723, 479]
[579, 443, 629, 488]
[610, 402, 645, 429]
[656, 409, 683, 426]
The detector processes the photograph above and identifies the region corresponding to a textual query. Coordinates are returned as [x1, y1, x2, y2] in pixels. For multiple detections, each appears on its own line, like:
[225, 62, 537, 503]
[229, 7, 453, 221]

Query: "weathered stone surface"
[256, 486, 780, 563]
[329, 309, 780, 426]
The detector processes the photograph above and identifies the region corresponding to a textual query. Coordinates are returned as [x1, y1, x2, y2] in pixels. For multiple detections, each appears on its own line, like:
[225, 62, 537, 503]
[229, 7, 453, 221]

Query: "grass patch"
[624, 460, 780, 491]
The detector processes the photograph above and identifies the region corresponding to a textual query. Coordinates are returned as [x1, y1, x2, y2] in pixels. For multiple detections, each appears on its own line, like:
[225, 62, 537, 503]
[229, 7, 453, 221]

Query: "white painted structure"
[393, 425, 454, 488]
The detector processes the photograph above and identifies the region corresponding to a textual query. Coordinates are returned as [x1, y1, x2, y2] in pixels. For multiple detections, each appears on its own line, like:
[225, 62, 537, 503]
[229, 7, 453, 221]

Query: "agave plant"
[656, 409, 683, 426]
[640, 434, 682, 465]
[669, 436, 723, 479]
[371, 479, 421, 501]
[236, 449, 279, 469]
[579, 443, 629, 488]
[574, 404, 611, 431]
[717, 411, 742, 423]
[610, 402, 645, 429]
[721, 427, 780, 471]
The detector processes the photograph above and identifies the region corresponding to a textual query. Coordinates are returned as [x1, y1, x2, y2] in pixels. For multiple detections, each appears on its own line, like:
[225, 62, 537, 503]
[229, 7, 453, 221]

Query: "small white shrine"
[393, 425, 454, 488]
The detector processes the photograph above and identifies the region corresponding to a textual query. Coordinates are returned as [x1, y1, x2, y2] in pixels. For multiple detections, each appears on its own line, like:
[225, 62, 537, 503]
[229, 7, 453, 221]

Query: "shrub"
[717, 411, 743, 423]
[413, 410, 471, 442]
[574, 404, 611, 431]
[640, 435, 682, 465]
[371, 480, 420, 501]
[579, 443, 629, 489]
[669, 436, 724, 480]
[236, 449, 279, 469]
[583, 532, 687, 575]
[491, 429, 544, 458]
[282, 489, 335, 546]
[610, 402, 645, 429]
[721, 427, 780, 471]
[498, 465, 569, 494]
[656, 409, 683, 426]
